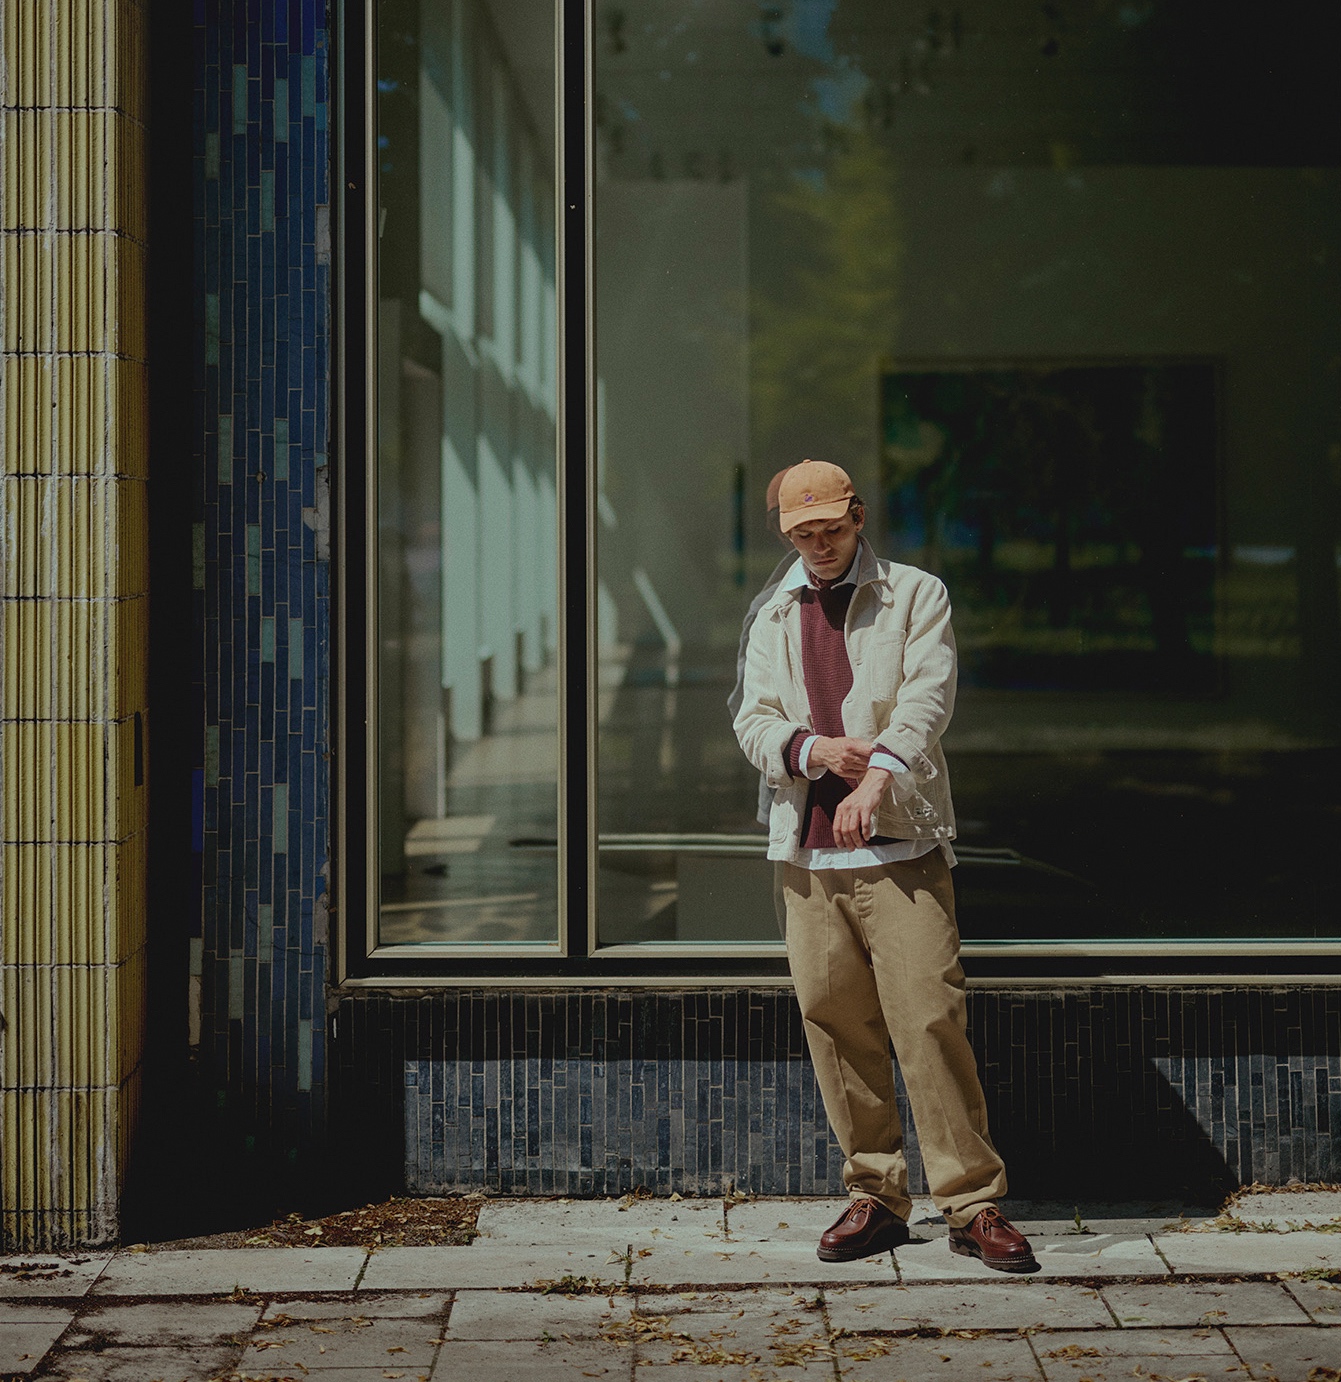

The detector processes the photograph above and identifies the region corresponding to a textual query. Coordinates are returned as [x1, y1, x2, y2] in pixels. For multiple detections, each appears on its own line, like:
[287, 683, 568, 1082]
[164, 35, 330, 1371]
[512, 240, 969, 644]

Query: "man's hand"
[833, 766, 894, 850]
[809, 736, 875, 784]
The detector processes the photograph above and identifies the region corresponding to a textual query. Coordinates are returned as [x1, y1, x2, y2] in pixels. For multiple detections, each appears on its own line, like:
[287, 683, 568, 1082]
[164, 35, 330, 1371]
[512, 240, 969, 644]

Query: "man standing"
[733, 459, 1037, 1273]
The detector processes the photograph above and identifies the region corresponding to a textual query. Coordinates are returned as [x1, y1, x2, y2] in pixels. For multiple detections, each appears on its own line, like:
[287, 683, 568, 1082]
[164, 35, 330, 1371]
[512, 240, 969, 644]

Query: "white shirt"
[781, 556, 955, 872]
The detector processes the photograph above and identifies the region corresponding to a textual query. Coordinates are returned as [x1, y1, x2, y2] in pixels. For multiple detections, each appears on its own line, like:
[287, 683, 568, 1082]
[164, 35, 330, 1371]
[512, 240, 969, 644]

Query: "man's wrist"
[868, 750, 907, 777]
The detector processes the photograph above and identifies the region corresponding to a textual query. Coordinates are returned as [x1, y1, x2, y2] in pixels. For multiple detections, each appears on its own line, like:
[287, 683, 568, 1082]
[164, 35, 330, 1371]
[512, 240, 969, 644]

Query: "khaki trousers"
[783, 850, 1006, 1229]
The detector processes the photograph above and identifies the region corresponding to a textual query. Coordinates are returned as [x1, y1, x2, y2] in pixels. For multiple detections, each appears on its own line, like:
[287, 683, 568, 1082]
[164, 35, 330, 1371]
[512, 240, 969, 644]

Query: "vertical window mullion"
[560, 0, 591, 958]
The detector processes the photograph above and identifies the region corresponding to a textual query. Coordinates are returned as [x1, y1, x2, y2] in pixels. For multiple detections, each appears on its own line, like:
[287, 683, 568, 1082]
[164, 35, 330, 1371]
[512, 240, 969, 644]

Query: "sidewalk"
[2, 1193, 1339, 1381]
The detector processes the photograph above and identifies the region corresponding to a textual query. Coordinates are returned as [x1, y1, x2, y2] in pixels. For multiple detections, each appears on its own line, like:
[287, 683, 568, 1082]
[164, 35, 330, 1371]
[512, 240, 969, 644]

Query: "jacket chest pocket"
[856, 628, 907, 700]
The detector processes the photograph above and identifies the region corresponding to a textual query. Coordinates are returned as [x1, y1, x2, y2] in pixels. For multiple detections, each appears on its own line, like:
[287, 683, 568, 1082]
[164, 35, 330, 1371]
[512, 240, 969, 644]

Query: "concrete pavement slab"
[627, 1241, 899, 1287]
[891, 1235, 999, 1281]
[1222, 1323, 1341, 1381]
[629, 1289, 825, 1315]
[635, 1364, 830, 1379]
[91, 1248, 368, 1296]
[241, 1372, 435, 1382]
[0, 1301, 74, 1325]
[825, 1281, 1112, 1333]
[894, 1232, 1166, 1281]
[1283, 1276, 1341, 1324]
[607, 1199, 729, 1245]
[358, 1244, 626, 1292]
[35, 1343, 241, 1380]
[1230, 1191, 1341, 1229]
[475, 1197, 727, 1246]
[1003, 1201, 1217, 1237]
[261, 1293, 451, 1320]
[63, 1299, 264, 1345]
[627, 1292, 830, 1371]
[1035, 1344, 1243, 1381]
[1030, 1233, 1169, 1277]
[0, 1319, 71, 1374]
[724, 1199, 851, 1244]
[0, 1257, 111, 1298]
[830, 1332, 1042, 1380]
[236, 1313, 440, 1372]
[430, 1337, 631, 1380]
[1154, 1230, 1341, 1275]
[1032, 1327, 1240, 1382]
[444, 1288, 632, 1339]
[1100, 1279, 1312, 1327]
[1036, 1325, 1236, 1356]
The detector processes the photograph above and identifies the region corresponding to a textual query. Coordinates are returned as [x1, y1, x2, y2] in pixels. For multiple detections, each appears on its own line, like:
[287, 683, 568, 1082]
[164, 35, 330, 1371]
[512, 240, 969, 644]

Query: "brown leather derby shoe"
[817, 1197, 910, 1262]
[948, 1205, 1039, 1273]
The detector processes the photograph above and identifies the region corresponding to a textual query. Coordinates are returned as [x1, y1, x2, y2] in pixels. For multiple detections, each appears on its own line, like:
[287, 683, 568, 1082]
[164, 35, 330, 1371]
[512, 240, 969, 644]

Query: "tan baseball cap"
[777, 459, 855, 533]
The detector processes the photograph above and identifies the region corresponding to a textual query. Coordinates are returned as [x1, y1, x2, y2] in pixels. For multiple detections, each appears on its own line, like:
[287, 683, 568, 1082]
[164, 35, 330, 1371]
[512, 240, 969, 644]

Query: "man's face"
[788, 507, 863, 579]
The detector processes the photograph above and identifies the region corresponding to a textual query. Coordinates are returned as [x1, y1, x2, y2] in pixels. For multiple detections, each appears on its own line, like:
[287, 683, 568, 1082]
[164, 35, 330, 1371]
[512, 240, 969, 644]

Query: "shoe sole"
[949, 1239, 1039, 1273]
[816, 1229, 910, 1263]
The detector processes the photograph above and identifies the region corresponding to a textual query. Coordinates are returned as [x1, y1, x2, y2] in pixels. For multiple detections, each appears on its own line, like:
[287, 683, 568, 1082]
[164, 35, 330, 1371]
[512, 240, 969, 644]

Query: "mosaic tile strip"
[192, 0, 331, 1163]
[326, 988, 1341, 1201]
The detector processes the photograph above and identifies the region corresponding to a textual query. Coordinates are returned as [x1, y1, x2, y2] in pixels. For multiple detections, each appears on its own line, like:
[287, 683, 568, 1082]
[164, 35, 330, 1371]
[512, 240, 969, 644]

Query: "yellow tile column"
[0, 0, 149, 1248]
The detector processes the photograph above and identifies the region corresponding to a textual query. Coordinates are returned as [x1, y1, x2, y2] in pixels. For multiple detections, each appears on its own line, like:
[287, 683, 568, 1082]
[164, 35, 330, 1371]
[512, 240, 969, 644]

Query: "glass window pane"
[376, 0, 559, 946]
[594, 2, 1341, 946]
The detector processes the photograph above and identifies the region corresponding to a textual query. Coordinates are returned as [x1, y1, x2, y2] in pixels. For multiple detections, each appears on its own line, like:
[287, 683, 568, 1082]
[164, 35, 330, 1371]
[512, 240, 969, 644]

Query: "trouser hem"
[943, 1199, 996, 1230]
[848, 1189, 912, 1222]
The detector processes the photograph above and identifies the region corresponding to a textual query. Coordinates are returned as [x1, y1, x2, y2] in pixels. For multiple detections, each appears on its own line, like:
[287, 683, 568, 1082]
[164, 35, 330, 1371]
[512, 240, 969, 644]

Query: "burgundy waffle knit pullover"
[784, 572, 896, 851]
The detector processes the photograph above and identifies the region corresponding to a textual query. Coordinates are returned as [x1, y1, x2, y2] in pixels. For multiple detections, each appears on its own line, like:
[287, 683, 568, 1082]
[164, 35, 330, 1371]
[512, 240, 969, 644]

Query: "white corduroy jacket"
[732, 539, 958, 864]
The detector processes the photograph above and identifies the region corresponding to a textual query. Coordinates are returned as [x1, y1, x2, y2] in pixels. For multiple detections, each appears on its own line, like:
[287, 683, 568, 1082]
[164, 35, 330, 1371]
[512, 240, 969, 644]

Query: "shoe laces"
[842, 1197, 877, 1224]
[964, 1205, 1009, 1238]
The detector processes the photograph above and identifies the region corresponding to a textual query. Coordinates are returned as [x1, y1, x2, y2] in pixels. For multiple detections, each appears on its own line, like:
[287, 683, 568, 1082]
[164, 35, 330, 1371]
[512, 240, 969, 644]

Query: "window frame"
[333, 0, 1341, 987]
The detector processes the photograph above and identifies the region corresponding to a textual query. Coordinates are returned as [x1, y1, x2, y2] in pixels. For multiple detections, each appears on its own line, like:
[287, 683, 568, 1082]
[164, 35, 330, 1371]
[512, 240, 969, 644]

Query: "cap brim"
[779, 498, 851, 533]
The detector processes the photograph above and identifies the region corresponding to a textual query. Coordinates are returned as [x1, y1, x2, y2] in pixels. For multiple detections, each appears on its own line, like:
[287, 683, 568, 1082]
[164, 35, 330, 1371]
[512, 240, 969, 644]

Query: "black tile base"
[330, 987, 1341, 1203]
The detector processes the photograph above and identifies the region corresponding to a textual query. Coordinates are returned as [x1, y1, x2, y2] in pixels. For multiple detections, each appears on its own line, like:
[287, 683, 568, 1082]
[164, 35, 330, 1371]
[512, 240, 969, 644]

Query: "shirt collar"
[780, 550, 861, 592]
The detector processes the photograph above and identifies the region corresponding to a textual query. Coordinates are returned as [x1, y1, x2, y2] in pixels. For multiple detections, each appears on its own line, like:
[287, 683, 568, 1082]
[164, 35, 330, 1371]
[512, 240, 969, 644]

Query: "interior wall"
[597, 181, 751, 647]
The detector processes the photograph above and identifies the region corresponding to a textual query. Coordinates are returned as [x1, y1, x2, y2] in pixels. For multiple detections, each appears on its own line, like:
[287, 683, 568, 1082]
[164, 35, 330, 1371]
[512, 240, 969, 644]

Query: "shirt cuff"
[797, 735, 826, 780]
[869, 751, 908, 777]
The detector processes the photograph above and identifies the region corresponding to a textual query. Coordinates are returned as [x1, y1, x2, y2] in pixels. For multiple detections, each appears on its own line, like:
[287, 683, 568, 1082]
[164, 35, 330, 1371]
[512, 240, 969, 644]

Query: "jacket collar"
[767, 537, 883, 614]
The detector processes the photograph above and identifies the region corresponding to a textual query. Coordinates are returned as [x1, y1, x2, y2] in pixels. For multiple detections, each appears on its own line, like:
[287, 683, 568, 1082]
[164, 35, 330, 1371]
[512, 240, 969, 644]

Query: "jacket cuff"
[873, 734, 938, 783]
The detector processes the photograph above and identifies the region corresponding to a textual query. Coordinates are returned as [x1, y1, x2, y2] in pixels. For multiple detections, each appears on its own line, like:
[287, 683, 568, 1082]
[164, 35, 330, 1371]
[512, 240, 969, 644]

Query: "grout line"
[1148, 1234, 1176, 1274]
[1218, 1323, 1250, 1375]
[1277, 1275, 1327, 1323]
[1022, 1329, 1049, 1381]
[815, 1287, 843, 1382]
[1094, 1282, 1124, 1327]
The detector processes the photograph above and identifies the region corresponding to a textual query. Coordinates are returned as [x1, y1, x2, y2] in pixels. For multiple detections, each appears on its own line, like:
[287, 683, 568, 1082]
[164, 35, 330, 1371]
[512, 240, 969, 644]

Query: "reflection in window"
[594, 1, 1341, 945]
[377, 0, 558, 945]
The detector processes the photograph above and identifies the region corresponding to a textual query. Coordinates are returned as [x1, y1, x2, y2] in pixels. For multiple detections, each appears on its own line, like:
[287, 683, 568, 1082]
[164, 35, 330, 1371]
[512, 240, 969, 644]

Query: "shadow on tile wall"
[330, 987, 1341, 1209]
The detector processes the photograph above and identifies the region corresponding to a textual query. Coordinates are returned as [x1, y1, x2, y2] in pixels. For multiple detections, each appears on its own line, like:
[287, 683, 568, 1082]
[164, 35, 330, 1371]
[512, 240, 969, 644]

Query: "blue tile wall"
[193, 0, 330, 1167]
[326, 988, 1341, 1202]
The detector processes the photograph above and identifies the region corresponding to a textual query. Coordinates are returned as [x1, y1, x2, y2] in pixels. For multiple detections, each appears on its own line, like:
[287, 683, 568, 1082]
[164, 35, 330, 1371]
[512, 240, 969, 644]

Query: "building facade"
[2, 0, 1340, 1248]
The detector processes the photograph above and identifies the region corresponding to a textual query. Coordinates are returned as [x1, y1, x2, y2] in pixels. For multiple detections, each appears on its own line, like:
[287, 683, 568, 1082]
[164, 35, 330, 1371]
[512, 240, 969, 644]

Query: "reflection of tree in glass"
[882, 364, 1220, 693]
[750, 128, 902, 484]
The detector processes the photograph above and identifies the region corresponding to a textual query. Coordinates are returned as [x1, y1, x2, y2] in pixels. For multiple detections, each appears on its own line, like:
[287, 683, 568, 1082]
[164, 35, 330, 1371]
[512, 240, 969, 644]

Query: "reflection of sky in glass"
[782, 0, 870, 129]
[785, 0, 837, 61]
[812, 62, 869, 123]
